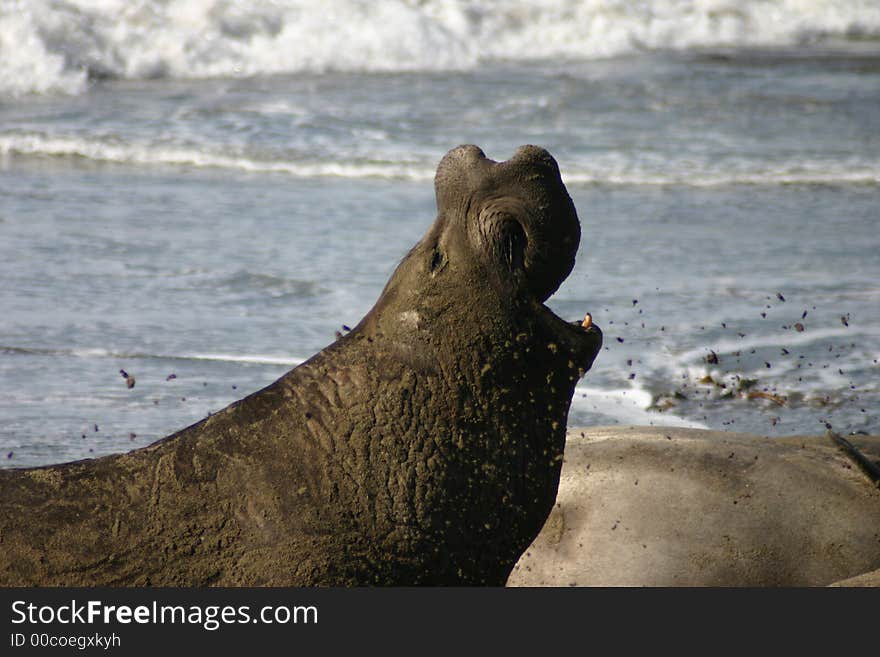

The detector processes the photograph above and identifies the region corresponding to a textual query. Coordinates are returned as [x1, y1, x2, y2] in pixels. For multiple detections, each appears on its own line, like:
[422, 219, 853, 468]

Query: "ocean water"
[1, 0, 879, 468]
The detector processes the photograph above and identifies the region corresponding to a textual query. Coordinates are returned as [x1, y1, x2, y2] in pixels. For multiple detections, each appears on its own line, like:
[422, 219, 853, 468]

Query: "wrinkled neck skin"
[0, 145, 602, 587]
[276, 145, 603, 583]
[278, 264, 596, 585]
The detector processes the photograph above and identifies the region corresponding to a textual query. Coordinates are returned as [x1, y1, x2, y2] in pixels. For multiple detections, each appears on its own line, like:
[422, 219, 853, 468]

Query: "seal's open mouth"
[576, 311, 603, 372]
[534, 302, 603, 376]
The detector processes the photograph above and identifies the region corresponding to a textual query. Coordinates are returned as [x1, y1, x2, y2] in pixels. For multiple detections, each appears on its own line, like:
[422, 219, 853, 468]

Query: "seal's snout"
[434, 144, 488, 193]
[513, 144, 549, 159]
[435, 144, 558, 192]
[509, 144, 559, 175]
[447, 144, 487, 165]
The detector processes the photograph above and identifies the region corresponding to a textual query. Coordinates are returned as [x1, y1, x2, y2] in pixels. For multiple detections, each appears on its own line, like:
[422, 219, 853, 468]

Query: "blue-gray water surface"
[2, 51, 879, 468]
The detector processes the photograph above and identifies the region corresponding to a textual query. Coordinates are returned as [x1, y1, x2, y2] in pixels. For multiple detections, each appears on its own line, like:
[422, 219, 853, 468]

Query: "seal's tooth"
[582, 313, 593, 329]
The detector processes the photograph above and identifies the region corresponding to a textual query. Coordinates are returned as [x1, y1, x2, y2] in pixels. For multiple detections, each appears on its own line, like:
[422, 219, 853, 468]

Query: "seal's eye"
[429, 247, 446, 275]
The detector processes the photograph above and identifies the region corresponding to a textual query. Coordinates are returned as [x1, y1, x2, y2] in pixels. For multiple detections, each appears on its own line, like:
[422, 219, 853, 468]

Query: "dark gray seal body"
[0, 145, 602, 586]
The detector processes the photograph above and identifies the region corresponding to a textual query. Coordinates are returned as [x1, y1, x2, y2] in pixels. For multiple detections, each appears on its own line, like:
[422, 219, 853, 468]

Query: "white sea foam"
[562, 163, 880, 187]
[188, 353, 303, 366]
[4, 131, 879, 185]
[571, 382, 709, 428]
[0, 132, 436, 179]
[2, 343, 303, 367]
[672, 325, 872, 365]
[646, 324, 877, 404]
[2, 0, 879, 97]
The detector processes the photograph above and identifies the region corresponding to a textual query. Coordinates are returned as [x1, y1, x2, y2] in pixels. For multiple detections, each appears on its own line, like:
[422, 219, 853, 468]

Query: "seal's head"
[433, 144, 580, 303]
[364, 144, 601, 375]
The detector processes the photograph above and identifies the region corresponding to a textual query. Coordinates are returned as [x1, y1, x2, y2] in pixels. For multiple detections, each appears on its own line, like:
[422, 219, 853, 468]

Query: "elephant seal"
[0, 145, 603, 586]
[508, 426, 880, 586]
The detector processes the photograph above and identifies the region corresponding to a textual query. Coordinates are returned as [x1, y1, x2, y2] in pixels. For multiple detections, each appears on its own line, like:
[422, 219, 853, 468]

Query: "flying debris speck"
[120, 369, 135, 389]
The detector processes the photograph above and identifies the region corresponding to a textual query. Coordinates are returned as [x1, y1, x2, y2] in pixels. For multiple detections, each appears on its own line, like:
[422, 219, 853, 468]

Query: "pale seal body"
[509, 427, 880, 586]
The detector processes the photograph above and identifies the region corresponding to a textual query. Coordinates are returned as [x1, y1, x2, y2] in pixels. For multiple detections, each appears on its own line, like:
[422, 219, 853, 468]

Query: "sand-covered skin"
[509, 426, 880, 587]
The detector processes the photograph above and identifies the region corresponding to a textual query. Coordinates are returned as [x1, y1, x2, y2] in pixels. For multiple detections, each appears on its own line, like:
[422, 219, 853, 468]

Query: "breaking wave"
[3, 131, 878, 186]
[2, 0, 879, 96]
